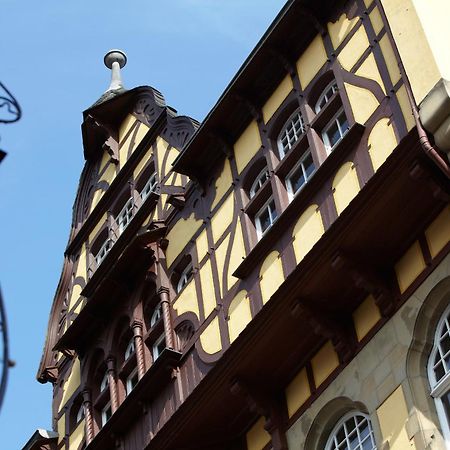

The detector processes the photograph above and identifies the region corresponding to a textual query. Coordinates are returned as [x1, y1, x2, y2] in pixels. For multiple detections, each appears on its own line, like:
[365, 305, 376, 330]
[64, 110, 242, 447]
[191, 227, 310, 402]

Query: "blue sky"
[0, 0, 286, 447]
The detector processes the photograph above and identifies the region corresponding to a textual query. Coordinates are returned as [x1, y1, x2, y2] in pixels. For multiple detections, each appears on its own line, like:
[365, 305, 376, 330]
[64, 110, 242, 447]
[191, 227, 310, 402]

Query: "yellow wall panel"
[57, 414, 65, 444]
[292, 205, 325, 263]
[228, 291, 252, 344]
[165, 213, 202, 267]
[68, 285, 82, 312]
[211, 194, 234, 244]
[379, 35, 402, 87]
[327, 13, 359, 50]
[262, 75, 293, 124]
[234, 121, 262, 174]
[215, 234, 230, 298]
[69, 420, 85, 448]
[211, 159, 233, 211]
[246, 417, 271, 450]
[99, 150, 110, 173]
[155, 136, 170, 178]
[333, 162, 360, 215]
[89, 213, 107, 244]
[285, 367, 311, 418]
[344, 83, 379, 125]
[395, 241, 426, 293]
[353, 295, 382, 342]
[364, 0, 373, 6]
[130, 122, 149, 157]
[227, 219, 246, 290]
[99, 163, 116, 185]
[75, 244, 87, 281]
[368, 118, 398, 171]
[425, 206, 450, 258]
[199, 317, 222, 355]
[296, 35, 328, 89]
[196, 228, 209, 263]
[396, 84, 415, 131]
[164, 148, 180, 179]
[119, 113, 136, 143]
[260, 251, 284, 304]
[338, 26, 370, 72]
[355, 53, 386, 94]
[377, 385, 415, 449]
[133, 147, 153, 180]
[90, 188, 104, 213]
[369, 7, 384, 36]
[173, 279, 200, 321]
[59, 359, 81, 411]
[311, 341, 339, 387]
[380, 0, 440, 103]
[199, 260, 216, 318]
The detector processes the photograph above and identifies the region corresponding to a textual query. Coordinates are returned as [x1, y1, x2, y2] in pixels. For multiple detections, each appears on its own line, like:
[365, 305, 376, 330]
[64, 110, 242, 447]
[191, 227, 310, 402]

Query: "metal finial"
[104, 49, 127, 91]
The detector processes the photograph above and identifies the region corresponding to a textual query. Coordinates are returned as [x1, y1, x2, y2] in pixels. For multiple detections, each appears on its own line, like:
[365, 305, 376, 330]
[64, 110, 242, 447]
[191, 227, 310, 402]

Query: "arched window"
[277, 107, 305, 158]
[249, 168, 270, 199]
[150, 304, 162, 327]
[428, 304, 450, 444]
[325, 411, 377, 450]
[177, 262, 193, 293]
[315, 80, 338, 113]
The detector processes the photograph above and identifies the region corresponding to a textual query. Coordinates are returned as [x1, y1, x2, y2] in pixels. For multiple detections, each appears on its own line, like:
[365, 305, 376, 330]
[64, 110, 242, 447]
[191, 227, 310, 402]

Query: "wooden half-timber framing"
[34, 0, 450, 449]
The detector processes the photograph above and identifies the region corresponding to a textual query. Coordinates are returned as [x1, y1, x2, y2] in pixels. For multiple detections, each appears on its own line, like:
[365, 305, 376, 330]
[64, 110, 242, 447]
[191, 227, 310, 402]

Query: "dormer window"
[140, 172, 158, 201]
[255, 197, 277, 239]
[249, 168, 270, 199]
[315, 80, 338, 113]
[117, 198, 134, 235]
[322, 109, 349, 153]
[277, 108, 305, 158]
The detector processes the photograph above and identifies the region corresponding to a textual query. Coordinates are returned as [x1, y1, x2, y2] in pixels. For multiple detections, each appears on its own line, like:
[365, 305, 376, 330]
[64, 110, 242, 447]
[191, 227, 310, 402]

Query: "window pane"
[327, 121, 341, 148]
[304, 153, 315, 179]
[289, 166, 306, 195]
[327, 414, 376, 450]
[278, 110, 305, 157]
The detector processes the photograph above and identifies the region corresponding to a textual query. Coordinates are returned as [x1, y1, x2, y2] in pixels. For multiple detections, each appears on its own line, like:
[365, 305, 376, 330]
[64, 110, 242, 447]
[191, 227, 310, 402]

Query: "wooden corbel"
[331, 251, 396, 317]
[232, 93, 263, 122]
[409, 159, 450, 203]
[292, 300, 355, 364]
[102, 136, 119, 164]
[208, 130, 234, 158]
[167, 192, 186, 210]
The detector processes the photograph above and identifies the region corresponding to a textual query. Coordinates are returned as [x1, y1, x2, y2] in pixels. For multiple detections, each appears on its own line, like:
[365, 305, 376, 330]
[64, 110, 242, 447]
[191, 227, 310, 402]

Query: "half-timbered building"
[27, 0, 450, 449]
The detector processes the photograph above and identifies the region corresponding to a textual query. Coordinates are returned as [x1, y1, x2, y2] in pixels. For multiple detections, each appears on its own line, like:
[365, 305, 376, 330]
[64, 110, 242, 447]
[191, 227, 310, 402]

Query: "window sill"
[233, 123, 365, 279]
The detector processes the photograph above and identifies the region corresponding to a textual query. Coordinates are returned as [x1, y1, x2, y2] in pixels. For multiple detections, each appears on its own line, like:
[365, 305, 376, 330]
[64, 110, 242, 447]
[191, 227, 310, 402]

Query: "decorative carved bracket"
[409, 160, 450, 203]
[167, 192, 186, 210]
[103, 137, 119, 164]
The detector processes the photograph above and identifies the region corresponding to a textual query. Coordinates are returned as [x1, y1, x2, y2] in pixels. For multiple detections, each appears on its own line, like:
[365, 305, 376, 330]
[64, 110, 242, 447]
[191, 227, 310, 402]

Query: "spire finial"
[104, 49, 127, 92]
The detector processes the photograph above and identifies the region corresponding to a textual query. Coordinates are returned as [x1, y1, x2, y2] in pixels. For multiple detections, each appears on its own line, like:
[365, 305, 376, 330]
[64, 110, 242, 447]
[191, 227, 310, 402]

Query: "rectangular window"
[322, 109, 349, 153]
[126, 368, 139, 395]
[286, 152, 315, 199]
[101, 402, 112, 427]
[117, 198, 134, 235]
[152, 334, 166, 361]
[255, 198, 277, 239]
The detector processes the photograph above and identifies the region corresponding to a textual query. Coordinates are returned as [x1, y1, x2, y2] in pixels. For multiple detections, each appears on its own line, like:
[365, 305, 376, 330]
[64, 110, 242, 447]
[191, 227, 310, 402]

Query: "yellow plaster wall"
[119, 114, 136, 143]
[355, 53, 386, 95]
[262, 75, 293, 124]
[215, 234, 230, 298]
[285, 368, 311, 418]
[90, 188, 104, 214]
[380, 0, 440, 104]
[68, 284, 82, 312]
[396, 84, 415, 131]
[333, 162, 360, 216]
[89, 213, 107, 243]
[344, 83, 379, 125]
[234, 121, 262, 174]
[133, 147, 153, 180]
[164, 147, 180, 178]
[379, 35, 402, 87]
[368, 118, 398, 171]
[370, 6, 384, 36]
[155, 136, 170, 178]
[69, 420, 85, 448]
[57, 414, 65, 444]
[395, 241, 426, 293]
[199, 316, 222, 355]
[165, 213, 202, 267]
[259, 251, 284, 304]
[211, 159, 233, 210]
[338, 26, 370, 72]
[211, 194, 234, 244]
[59, 359, 81, 411]
[228, 291, 252, 343]
[311, 341, 339, 387]
[199, 260, 216, 318]
[173, 279, 200, 321]
[352, 295, 381, 342]
[246, 417, 271, 450]
[196, 228, 209, 263]
[292, 205, 325, 264]
[99, 150, 110, 173]
[425, 206, 450, 258]
[377, 385, 415, 449]
[296, 35, 328, 89]
[75, 244, 87, 281]
[119, 125, 136, 169]
[227, 219, 246, 290]
[327, 13, 359, 50]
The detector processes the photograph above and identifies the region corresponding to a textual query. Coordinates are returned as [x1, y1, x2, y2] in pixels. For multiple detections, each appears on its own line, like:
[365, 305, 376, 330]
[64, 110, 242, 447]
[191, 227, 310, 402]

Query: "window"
[286, 151, 315, 199]
[100, 372, 109, 393]
[177, 263, 193, 293]
[150, 304, 162, 327]
[249, 168, 270, 199]
[95, 239, 113, 266]
[325, 411, 377, 450]
[76, 404, 85, 424]
[141, 172, 158, 201]
[428, 305, 450, 445]
[277, 108, 305, 158]
[101, 402, 112, 427]
[152, 333, 166, 361]
[315, 81, 338, 113]
[117, 198, 134, 234]
[126, 368, 139, 395]
[322, 109, 349, 153]
[124, 338, 135, 361]
[255, 198, 278, 239]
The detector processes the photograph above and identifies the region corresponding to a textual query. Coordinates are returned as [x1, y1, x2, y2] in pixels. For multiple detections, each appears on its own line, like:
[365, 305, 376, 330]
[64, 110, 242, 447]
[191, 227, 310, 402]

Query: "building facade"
[29, 0, 450, 449]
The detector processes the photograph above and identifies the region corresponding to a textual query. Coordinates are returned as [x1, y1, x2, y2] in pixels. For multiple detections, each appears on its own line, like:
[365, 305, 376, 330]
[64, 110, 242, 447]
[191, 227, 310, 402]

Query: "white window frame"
[124, 338, 135, 361]
[255, 197, 277, 239]
[277, 108, 306, 158]
[152, 333, 166, 361]
[325, 410, 377, 450]
[101, 402, 112, 427]
[322, 108, 349, 154]
[140, 172, 158, 201]
[100, 372, 109, 393]
[95, 239, 114, 266]
[150, 304, 162, 328]
[117, 197, 134, 235]
[315, 80, 338, 113]
[285, 151, 315, 200]
[428, 304, 450, 448]
[126, 367, 139, 395]
[177, 263, 193, 293]
[249, 168, 269, 199]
